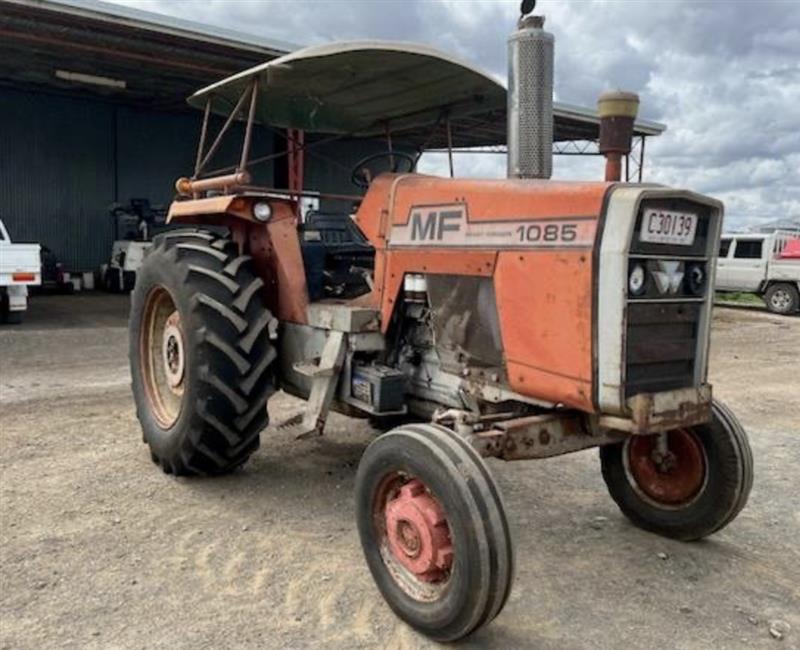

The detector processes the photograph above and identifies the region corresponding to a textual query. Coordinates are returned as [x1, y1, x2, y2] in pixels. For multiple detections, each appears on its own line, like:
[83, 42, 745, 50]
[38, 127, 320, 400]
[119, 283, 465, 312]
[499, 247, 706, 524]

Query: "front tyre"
[355, 424, 514, 642]
[129, 229, 276, 476]
[600, 400, 753, 541]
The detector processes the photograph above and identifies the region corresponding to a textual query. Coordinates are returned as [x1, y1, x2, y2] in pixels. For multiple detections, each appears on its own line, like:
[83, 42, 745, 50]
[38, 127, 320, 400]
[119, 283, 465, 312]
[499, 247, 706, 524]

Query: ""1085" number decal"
[515, 223, 578, 243]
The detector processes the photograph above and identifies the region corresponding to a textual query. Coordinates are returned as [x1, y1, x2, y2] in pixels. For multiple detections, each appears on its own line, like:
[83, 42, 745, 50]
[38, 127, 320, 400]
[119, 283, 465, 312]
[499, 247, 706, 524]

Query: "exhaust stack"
[507, 5, 554, 179]
[597, 90, 640, 182]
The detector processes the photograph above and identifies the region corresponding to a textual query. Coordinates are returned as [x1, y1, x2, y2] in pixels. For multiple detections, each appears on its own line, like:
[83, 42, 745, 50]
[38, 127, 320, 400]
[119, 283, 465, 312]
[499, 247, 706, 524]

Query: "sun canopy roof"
[189, 41, 665, 149]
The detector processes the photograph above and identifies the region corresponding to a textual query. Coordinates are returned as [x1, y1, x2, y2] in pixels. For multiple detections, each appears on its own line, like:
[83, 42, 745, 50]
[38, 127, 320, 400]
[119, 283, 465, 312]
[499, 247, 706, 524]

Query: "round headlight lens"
[686, 263, 706, 295]
[628, 263, 646, 296]
[253, 202, 272, 222]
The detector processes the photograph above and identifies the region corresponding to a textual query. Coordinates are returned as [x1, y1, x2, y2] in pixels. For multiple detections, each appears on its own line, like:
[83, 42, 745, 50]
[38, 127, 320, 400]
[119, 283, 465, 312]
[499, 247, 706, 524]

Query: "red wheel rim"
[626, 429, 706, 507]
[373, 473, 453, 599]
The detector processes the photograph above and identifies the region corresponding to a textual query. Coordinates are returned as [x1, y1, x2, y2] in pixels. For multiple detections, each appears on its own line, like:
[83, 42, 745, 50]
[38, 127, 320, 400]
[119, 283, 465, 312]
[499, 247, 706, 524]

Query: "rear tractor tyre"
[355, 423, 514, 642]
[129, 229, 276, 476]
[764, 282, 799, 315]
[600, 399, 753, 541]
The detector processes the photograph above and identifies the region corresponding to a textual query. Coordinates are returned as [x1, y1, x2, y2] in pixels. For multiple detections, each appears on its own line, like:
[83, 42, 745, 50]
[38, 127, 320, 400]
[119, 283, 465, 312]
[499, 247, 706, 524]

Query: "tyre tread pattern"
[131, 229, 275, 476]
[357, 424, 514, 642]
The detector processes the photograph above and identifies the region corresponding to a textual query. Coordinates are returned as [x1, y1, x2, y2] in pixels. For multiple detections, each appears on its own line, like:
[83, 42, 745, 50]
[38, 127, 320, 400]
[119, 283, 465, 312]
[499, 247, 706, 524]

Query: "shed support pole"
[446, 115, 455, 178]
[385, 123, 394, 169]
[638, 135, 646, 182]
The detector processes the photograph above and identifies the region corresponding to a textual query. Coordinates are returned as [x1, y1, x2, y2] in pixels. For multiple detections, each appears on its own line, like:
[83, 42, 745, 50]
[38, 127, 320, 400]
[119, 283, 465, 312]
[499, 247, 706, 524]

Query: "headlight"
[686, 263, 706, 296]
[628, 263, 646, 296]
[252, 202, 272, 222]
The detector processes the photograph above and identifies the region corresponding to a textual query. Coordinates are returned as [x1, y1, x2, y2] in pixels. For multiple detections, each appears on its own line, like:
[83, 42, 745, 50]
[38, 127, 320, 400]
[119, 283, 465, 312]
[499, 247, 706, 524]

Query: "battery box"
[351, 364, 407, 413]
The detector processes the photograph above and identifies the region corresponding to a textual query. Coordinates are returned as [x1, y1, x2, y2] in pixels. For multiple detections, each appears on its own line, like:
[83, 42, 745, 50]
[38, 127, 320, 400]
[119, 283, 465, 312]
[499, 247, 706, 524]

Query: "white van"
[715, 230, 800, 314]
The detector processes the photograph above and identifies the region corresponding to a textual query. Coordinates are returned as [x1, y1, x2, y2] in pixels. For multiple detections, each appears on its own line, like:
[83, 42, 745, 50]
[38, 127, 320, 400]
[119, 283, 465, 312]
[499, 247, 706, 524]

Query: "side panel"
[495, 249, 594, 410]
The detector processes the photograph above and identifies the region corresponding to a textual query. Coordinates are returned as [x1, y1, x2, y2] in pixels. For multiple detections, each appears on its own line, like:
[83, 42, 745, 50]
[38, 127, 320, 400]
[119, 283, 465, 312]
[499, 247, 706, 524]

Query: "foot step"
[293, 360, 335, 378]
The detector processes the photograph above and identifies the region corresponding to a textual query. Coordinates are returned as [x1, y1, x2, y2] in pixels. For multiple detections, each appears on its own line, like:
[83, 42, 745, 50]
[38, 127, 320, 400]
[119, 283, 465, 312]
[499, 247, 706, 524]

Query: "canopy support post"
[288, 129, 305, 219]
[239, 77, 259, 173]
[197, 84, 253, 175]
[194, 98, 211, 178]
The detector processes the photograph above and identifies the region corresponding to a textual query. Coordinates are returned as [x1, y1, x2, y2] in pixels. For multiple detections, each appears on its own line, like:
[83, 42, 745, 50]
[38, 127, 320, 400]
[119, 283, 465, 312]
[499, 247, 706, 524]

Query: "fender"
[167, 196, 310, 325]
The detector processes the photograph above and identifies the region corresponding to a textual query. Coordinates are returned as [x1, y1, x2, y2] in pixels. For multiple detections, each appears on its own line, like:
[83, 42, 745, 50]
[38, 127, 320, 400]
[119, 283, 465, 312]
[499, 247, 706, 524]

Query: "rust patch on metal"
[472, 413, 627, 461]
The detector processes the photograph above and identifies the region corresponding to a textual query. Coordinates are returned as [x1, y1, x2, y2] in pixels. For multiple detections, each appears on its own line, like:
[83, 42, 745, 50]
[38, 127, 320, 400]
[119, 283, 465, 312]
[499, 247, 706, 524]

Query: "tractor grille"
[623, 198, 714, 399]
[625, 302, 701, 397]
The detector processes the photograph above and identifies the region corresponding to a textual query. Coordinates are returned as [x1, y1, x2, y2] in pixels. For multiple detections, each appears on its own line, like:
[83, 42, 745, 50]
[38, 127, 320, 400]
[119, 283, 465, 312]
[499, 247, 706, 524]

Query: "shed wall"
[0, 87, 274, 271]
[0, 86, 396, 270]
[0, 87, 116, 271]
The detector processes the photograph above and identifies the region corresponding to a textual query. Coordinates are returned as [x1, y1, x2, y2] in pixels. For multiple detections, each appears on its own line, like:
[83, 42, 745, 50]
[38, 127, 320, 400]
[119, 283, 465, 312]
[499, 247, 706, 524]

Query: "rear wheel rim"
[770, 289, 790, 310]
[140, 286, 185, 429]
[624, 429, 707, 509]
[373, 472, 454, 602]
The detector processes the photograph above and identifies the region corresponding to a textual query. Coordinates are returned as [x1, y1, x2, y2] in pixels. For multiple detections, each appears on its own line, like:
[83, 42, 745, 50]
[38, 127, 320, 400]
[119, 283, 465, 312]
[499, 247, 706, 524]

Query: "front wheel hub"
[627, 429, 706, 506]
[384, 479, 453, 582]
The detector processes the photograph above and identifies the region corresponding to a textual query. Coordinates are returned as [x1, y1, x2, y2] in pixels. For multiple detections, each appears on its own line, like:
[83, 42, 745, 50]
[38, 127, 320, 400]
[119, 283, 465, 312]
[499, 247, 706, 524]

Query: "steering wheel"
[351, 150, 416, 189]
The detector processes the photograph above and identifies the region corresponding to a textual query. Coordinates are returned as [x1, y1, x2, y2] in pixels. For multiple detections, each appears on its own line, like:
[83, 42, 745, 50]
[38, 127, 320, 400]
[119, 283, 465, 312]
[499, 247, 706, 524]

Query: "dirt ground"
[1, 294, 798, 650]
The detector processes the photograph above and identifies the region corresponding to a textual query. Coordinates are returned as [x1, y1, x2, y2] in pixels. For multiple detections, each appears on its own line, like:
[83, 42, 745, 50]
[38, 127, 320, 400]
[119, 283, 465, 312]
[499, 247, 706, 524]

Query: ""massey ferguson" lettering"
[389, 203, 596, 248]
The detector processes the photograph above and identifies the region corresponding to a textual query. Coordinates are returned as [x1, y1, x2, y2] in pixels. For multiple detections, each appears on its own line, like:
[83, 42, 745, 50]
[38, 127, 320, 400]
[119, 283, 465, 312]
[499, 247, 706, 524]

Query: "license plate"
[640, 208, 698, 246]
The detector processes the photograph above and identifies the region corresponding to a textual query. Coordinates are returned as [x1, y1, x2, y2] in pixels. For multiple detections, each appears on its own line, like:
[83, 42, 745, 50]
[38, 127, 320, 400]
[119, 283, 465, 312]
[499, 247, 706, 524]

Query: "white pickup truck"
[715, 230, 800, 314]
[0, 219, 41, 324]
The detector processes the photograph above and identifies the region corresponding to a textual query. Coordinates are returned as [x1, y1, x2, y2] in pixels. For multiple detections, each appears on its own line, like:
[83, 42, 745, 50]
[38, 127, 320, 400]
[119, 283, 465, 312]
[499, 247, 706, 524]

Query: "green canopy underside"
[188, 41, 664, 149]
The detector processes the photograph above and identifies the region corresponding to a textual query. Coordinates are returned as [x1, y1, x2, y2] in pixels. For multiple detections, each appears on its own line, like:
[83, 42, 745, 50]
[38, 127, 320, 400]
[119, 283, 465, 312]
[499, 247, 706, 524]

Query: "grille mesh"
[625, 302, 700, 397]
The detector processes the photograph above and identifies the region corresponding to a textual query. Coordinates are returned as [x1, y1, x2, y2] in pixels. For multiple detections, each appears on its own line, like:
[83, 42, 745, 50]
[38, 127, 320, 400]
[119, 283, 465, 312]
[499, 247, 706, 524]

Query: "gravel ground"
[1, 294, 798, 650]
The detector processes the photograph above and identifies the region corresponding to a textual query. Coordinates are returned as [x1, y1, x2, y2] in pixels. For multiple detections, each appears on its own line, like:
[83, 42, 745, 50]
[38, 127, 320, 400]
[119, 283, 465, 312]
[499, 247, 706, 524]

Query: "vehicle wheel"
[764, 282, 799, 314]
[600, 400, 753, 541]
[129, 229, 276, 475]
[5, 310, 23, 324]
[102, 267, 120, 293]
[0, 295, 23, 325]
[355, 423, 514, 642]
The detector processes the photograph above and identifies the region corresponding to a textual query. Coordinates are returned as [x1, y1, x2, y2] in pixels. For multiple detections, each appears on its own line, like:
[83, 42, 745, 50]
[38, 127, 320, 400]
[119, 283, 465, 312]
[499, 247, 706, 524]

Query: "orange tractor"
[130, 5, 752, 641]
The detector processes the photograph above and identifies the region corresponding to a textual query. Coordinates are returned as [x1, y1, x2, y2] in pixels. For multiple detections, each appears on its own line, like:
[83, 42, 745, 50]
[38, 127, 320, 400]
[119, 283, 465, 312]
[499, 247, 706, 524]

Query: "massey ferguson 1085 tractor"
[130, 5, 753, 641]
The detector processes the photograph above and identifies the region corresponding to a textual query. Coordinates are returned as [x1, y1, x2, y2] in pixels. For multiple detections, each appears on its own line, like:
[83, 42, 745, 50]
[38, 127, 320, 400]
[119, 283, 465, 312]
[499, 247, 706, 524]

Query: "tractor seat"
[299, 212, 375, 301]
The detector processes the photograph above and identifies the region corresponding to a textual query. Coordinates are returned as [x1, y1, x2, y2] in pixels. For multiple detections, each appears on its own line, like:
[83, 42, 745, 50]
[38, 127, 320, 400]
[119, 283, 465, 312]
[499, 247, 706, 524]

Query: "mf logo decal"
[389, 203, 596, 249]
[409, 207, 463, 241]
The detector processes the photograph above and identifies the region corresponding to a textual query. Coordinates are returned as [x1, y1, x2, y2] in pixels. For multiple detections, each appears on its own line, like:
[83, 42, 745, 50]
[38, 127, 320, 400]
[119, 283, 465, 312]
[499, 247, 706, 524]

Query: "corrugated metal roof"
[3, 0, 298, 55]
[0, 0, 293, 110]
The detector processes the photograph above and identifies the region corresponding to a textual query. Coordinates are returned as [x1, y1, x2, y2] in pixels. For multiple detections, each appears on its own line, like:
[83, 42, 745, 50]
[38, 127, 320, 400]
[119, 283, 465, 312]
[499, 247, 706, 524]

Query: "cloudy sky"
[110, 0, 799, 230]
